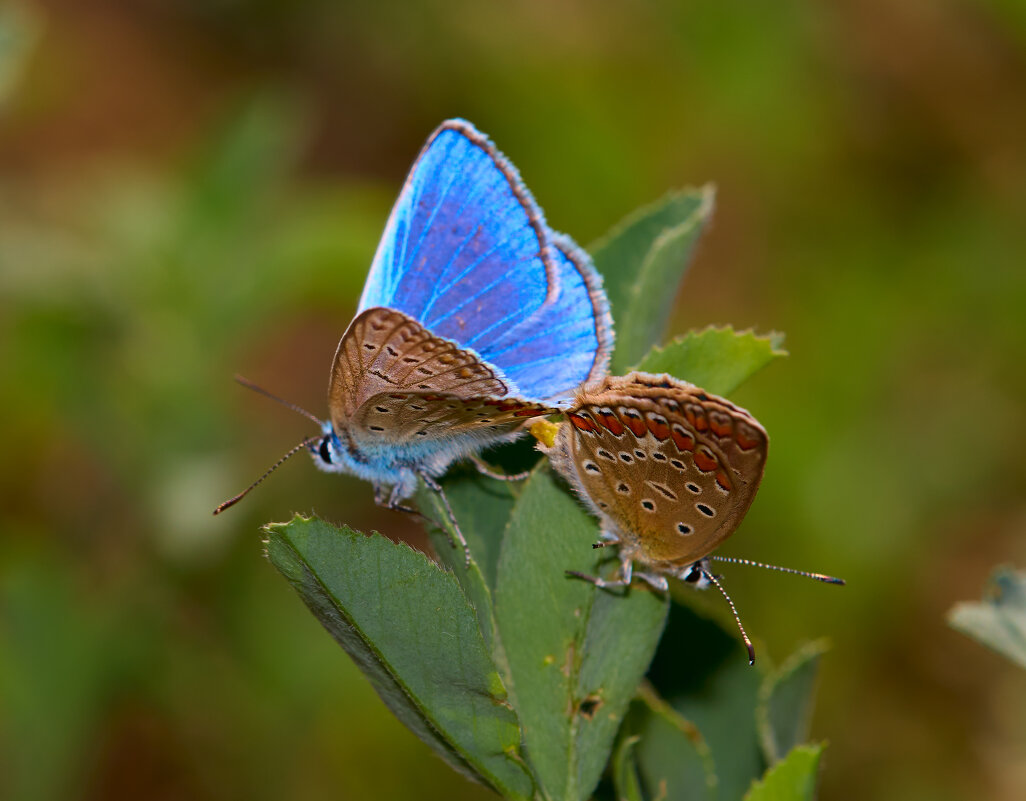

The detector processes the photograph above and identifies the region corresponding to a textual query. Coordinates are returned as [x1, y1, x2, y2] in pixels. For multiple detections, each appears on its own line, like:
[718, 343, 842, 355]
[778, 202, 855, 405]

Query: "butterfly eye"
[318, 436, 334, 464]
[683, 564, 704, 583]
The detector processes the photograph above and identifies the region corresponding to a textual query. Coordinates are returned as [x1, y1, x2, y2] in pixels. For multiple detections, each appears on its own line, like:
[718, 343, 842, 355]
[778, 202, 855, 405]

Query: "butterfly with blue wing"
[216, 120, 614, 563]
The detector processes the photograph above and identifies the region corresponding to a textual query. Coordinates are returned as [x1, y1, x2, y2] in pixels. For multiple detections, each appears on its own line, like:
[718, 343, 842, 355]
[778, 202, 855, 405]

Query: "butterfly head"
[310, 422, 349, 473]
[674, 559, 712, 589]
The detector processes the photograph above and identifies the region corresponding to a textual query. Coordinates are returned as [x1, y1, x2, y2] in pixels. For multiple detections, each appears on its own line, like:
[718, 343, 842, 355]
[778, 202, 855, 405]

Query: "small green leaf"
[636, 327, 787, 396]
[743, 744, 824, 801]
[646, 602, 766, 801]
[494, 468, 667, 801]
[265, 515, 533, 800]
[757, 640, 828, 764]
[590, 187, 716, 373]
[610, 735, 645, 801]
[624, 683, 717, 801]
[948, 566, 1026, 670]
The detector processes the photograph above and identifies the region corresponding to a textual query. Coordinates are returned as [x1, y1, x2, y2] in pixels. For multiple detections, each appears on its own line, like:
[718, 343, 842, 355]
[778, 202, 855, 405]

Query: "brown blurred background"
[1, 1, 1025, 799]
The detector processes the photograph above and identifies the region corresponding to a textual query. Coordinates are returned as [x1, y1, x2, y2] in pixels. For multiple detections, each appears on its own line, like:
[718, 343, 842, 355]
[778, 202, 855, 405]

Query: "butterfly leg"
[633, 572, 670, 593]
[469, 455, 531, 482]
[566, 555, 634, 591]
[592, 530, 622, 549]
[374, 484, 423, 519]
[417, 471, 472, 567]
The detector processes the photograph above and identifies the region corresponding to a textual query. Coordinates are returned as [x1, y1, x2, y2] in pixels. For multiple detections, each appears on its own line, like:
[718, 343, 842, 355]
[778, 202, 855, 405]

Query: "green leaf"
[636, 327, 787, 396]
[624, 684, 717, 801]
[610, 735, 645, 801]
[948, 565, 1026, 670]
[494, 468, 668, 801]
[757, 640, 828, 764]
[646, 602, 766, 801]
[417, 471, 518, 653]
[590, 187, 716, 373]
[264, 515, 534, 800]
[743, 744, 824, 801]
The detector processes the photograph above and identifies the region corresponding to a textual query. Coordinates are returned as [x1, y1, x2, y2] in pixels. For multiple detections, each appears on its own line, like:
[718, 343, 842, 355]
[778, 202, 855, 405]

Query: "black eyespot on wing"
[641, 499, 655, 511]
[374, 406, 389, 413]
[686, 483, 701, 493]
[617, 483, 630, 494]
[652, 452, 667, 461]
[677, 523, 692, 535]
[619, 453, 633, 463]
[369, 425, 385, 432]
[696, 503, 715, 517]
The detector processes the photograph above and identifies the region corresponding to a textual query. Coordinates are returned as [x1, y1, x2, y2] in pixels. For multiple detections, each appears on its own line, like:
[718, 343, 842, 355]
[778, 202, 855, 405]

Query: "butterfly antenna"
[233, 374, 322, 425]
[709, 555, 845, 585]
[702, 568, 756, 666]
[213, 436, 320, 515]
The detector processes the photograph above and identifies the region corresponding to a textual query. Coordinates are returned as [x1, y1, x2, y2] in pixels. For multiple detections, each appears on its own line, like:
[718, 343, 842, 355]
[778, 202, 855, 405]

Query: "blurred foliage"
[1, 1, 1026, 800]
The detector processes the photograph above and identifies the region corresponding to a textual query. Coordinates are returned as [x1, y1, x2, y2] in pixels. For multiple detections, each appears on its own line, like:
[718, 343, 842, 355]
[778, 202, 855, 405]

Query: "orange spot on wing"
[716, 470, 732, 490]
[694, 449, 718, 473]
[709, 415, 732, 437]
[514, 408, 546, 418]
[597, 411, 624, 436]
[736, 430, 760, 450]
[670, 425, 695, 452]
[623, 416, 646, 437]
[569, 413, 596, 432]
[646, 418, 670, 441]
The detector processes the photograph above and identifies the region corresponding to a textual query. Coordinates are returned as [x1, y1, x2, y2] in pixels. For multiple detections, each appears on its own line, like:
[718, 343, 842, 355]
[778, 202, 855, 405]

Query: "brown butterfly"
[540, 371, 843, 663]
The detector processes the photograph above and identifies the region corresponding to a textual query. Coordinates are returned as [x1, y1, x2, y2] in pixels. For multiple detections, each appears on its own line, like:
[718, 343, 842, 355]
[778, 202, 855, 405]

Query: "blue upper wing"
[358, 119, 613, 401]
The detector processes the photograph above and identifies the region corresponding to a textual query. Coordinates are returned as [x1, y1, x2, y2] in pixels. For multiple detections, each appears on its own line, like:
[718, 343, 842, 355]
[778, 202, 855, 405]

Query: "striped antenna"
[709, 555, 845, 586]
[702, 568, 756, 666]
[213, 436, 319, 515]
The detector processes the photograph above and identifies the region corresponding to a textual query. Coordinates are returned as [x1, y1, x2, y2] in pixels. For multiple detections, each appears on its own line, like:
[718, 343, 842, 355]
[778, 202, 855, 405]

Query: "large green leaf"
[590, 187, 715, 373]
[623, 684, 717, 801]
[636, 327, 787, 396]
[494, 468, 668, 801]
[948, 566, 1026, 670]
[742, 744, 824, 801]
[757, 640, 827, 764]
[264, 515, 534, 800]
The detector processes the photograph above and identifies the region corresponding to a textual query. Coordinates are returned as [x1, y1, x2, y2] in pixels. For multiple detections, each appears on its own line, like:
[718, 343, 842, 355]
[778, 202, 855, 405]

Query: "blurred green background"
[2, 1, 1025, 799]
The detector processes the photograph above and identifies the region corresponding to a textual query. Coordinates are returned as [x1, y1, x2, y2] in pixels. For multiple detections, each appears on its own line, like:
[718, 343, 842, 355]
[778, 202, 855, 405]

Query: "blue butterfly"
[218, 120, 613, 557]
